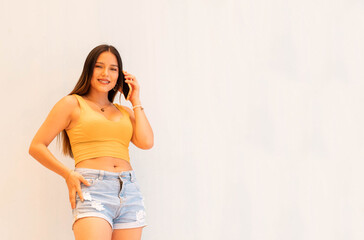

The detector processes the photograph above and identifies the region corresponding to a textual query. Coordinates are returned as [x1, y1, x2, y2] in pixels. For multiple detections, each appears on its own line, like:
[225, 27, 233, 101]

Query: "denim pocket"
[81, 176, 98, 187]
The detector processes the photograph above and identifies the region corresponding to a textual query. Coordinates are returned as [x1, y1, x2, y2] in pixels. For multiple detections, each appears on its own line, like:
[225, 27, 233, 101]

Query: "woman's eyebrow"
[96, 62, 118, 67]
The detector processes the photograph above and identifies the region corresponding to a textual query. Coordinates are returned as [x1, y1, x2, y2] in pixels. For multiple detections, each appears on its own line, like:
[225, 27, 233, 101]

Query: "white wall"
[0, 0, 363, 239]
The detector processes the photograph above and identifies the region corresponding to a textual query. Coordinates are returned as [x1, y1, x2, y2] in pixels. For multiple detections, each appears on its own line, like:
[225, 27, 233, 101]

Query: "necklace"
[84, 96, 112, 112]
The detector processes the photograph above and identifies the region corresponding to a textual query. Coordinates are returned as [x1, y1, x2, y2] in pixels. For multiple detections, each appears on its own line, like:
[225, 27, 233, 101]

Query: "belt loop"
[130, 171, 135, 182]
[99, 170, 104, 180]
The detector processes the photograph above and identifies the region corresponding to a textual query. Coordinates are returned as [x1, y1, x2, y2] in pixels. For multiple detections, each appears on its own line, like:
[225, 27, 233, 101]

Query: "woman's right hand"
[65, 170, 91, 209]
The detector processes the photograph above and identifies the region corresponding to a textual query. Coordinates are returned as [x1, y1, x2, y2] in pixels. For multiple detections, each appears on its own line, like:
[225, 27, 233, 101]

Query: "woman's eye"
[111, 68, 117, 71]
[95, 65, 102, 68]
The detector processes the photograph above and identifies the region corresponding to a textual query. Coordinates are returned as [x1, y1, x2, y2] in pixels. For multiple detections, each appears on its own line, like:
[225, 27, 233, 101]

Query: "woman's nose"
[102, 68, 109, 76]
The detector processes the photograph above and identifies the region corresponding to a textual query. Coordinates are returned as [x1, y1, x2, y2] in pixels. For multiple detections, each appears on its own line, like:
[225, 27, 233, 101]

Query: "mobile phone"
[122, 77, 132, 100]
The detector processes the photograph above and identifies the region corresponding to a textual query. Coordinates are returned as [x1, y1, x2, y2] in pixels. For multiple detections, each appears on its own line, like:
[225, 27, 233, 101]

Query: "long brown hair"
[56, 44, 125, 158]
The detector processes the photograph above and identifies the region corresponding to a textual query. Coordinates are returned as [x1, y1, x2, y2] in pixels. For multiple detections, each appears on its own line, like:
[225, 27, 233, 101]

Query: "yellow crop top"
[65, 94, 133, 165]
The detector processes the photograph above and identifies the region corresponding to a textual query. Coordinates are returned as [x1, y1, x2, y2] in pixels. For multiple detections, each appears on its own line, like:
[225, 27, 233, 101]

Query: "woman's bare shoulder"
[29, 95, 79, 147]
[51, 94, 79, 115]
[116, 104, 136, 120]
[57, 94, 78, 108]
[115, 103, 132, 115]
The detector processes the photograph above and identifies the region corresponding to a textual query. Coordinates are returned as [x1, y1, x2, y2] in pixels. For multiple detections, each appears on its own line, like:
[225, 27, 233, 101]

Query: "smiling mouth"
[98, 79, 110, 84]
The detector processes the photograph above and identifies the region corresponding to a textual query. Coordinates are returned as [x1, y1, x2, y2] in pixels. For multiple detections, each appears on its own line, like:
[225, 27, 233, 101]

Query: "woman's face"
[90, 51, 119, 93]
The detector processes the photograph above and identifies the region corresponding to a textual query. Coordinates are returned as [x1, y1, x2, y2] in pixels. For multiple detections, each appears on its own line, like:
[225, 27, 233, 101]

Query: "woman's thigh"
[73, 217, 113, 240]
[111, 227, 144, 240]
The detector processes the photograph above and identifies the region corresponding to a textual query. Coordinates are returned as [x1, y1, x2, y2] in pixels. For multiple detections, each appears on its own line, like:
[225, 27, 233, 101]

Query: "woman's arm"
[121, 70, 154, 150]
[28, 95, 76, 179]
[123, 104, 154, 150]
[29, 95, 90, 208]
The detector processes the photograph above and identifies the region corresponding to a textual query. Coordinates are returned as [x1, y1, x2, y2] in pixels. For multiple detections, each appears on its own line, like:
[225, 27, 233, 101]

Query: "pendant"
[101, 108, 105, 112]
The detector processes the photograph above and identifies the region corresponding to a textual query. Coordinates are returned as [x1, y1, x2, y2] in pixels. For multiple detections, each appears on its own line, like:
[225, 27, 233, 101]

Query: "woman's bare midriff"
[75, 156, 133, 172]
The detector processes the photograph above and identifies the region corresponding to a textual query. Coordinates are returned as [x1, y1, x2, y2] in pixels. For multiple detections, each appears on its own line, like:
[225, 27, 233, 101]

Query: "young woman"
[28, 44, 153, 240]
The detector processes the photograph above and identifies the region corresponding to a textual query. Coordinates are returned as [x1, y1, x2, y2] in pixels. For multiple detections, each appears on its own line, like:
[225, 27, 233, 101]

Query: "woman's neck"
[84, 91, 111, 106]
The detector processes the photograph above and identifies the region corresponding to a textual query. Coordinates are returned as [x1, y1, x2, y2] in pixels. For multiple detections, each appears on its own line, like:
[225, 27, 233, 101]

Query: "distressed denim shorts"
[72, 168, 147, 230]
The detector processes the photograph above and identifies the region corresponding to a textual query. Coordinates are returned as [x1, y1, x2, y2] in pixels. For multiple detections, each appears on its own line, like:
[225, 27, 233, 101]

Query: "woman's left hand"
[119, 70, 141, 104]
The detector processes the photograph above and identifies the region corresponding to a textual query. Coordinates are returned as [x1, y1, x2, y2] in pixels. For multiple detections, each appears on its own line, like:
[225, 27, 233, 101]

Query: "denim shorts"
[72, 168, 147, 230]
